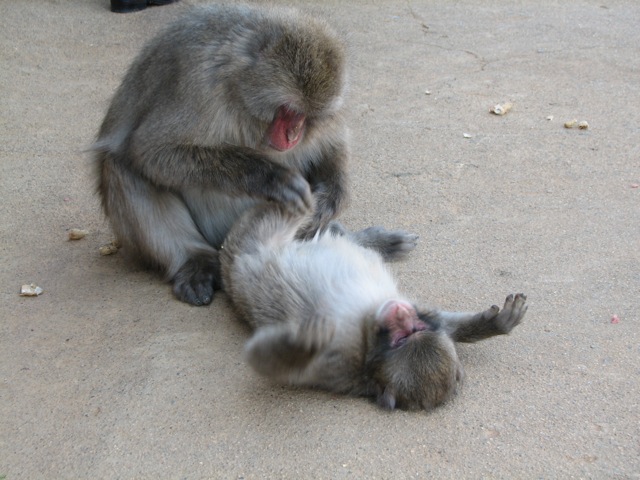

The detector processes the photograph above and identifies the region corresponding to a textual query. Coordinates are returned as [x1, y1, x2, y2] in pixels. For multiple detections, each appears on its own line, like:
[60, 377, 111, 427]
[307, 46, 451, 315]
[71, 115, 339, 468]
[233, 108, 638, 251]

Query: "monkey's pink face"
[378, 300, 428, 348]
[266, 105, 306, 151]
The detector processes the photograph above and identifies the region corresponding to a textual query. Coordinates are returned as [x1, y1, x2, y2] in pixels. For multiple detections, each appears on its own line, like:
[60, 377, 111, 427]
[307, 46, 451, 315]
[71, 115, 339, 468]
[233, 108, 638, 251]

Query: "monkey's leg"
[343, 224, 419, 261]
[419, 294, 527, 343]
[245, 314, 335, 379]
[99, 158, 220, 305]
[220, 202, 308, 299]
[222, 203, 311, 261]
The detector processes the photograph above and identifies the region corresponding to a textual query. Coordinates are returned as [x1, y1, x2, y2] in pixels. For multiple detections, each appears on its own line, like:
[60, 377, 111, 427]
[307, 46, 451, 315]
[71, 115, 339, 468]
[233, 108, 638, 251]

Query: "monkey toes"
[172, 255, 221, 306]
[492, 293, 528, 334]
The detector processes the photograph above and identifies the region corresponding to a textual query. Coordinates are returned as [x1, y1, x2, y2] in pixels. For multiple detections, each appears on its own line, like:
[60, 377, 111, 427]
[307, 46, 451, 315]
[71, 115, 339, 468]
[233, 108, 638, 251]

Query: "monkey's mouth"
[267, 106, 306, 151]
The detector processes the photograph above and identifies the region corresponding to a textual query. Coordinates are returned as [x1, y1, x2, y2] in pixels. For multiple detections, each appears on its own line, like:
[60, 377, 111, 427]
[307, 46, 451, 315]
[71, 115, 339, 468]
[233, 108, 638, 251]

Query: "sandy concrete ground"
[1, 0, 639, 478]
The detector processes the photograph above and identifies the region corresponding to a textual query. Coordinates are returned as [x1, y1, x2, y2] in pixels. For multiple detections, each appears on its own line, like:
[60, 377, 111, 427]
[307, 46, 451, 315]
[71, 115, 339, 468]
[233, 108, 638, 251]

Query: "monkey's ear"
[377, 386, 397, 410]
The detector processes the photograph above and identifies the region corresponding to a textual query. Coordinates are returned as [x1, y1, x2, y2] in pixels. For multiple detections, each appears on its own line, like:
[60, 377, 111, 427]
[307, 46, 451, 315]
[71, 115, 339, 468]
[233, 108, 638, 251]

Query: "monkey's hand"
[295, 182, 343, 239]
[350, 226, 419, 261]
[491, 293, 528, 335]
[261, 167, 313, 215]
[245, 315, 335, 379]
[444, 293, 528, 343]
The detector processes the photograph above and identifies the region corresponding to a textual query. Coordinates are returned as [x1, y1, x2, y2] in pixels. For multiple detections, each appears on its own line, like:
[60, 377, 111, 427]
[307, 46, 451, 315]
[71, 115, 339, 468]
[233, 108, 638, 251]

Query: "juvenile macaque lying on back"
[221, 204, 527, 410]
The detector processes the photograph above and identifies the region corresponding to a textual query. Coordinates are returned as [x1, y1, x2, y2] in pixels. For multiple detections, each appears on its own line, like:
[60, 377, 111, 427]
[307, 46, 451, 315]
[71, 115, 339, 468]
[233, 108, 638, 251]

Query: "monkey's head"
[368, 300, 463, 411]
[236, 13, 347, 152]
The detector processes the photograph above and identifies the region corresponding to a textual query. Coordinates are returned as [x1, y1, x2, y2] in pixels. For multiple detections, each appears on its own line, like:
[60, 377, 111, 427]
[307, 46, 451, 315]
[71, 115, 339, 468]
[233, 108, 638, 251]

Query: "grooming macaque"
[221, 203, 528, 411]
[93, 4, 349, 305]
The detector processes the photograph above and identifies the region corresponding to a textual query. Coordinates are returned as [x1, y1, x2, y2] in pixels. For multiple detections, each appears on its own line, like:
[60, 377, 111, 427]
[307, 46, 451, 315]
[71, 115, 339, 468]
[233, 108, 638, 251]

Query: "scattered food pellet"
[610, 314, 620, 324]
[564, 119, 578, 128]
[463, 133, 473, 138]
[99, 241, 120, 256]
[20, 284, 43, 297]
[490, 102, 513, 116]
[631, 184, 639, 188]
[68, 228, 89, 240]
[578, 120, 589, 130]
[546, 115, 554, 121]
[424, 90, 431, 95]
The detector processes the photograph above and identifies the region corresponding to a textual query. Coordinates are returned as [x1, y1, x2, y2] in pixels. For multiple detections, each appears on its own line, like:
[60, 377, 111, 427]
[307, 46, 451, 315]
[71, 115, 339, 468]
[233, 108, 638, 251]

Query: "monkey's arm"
[245, 315, 335, 379]
[131, 142, 313, 212]
[298, 141, 349, 237]
[419, 294, 527, 343]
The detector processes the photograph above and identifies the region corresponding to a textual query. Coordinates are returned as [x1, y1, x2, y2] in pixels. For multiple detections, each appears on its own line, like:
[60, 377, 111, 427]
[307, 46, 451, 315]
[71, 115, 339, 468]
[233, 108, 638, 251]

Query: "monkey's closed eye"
[376, 327, 390, 339]
[418, 315, 441, 332]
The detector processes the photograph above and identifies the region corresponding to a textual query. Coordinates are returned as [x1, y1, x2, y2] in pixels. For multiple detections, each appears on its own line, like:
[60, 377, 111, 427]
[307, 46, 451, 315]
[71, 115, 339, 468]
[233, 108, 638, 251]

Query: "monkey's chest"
[277, 240, 399, 315]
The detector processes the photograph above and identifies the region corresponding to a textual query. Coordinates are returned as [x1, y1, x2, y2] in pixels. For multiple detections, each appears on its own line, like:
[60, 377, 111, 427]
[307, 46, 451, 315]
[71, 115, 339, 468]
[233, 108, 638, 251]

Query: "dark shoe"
[111, 0, 147, 13]
[110, 0, 178, 13]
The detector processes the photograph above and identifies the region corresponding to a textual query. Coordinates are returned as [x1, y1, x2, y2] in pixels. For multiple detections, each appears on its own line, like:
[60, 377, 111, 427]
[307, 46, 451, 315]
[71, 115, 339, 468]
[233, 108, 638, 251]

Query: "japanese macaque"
[93, 4, 349, 305]
[221, 203, 528, 411]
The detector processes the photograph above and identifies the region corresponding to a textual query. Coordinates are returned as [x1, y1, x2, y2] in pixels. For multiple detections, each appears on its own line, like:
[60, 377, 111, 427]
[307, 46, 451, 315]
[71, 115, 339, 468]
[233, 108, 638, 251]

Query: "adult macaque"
[93, 4, 348, 305]
[221, 203, 528, 411]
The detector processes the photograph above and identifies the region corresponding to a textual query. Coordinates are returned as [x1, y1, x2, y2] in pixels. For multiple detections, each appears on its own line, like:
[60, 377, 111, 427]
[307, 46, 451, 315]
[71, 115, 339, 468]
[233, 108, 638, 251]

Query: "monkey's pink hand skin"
[221, 201, 528, 412]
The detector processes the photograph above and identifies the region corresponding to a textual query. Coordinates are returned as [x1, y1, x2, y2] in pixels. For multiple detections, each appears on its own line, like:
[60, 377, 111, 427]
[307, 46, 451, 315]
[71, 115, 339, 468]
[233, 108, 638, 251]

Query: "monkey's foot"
[172, 254, 221, 306]
[351, 226, 419, 261]
[488, 293, 528, 334]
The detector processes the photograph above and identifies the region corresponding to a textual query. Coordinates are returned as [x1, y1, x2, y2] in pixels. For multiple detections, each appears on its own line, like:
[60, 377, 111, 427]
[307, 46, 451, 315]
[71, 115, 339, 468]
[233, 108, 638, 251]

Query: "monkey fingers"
[264, 169, 313, 215]
[494, 293, 528, 334]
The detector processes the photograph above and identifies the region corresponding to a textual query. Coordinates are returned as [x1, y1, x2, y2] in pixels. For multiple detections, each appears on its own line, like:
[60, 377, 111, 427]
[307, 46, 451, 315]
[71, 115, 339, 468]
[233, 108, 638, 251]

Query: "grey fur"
[93, 4, 349, 305]
[221, 203, 528, 411]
